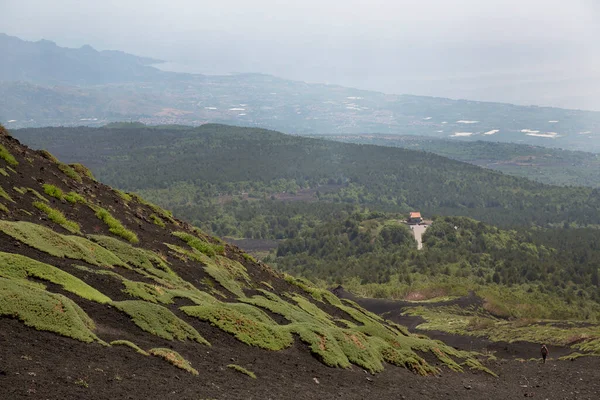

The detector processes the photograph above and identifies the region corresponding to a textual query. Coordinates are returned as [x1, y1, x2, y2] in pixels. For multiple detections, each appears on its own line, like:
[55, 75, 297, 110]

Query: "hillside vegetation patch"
[227, 364, 256, 379]
[42, 184, 64, 200]
[33, 201, 81, 234]
[0, 143, 18, 166]
[149, 348, 198, 375]
[0, 220, 125, 267]
[110, 340, 149, 355]
[92, 206, 139, 243]
[58, 163, 83, 183]
[0, 252, 111, 303]
[112, 300, 209, 345]
[0, 278, 98, 342]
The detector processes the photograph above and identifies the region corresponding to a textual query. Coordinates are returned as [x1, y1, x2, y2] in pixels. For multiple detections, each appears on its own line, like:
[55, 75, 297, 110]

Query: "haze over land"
[2, 0, 599, 110]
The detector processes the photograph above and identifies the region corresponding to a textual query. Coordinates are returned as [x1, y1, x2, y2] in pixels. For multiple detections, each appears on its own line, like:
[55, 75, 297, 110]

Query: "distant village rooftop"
[408, 211, 423, 225]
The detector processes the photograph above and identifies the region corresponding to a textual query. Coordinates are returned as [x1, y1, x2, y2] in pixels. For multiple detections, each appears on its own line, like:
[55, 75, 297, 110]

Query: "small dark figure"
[541, 344, 549, 363]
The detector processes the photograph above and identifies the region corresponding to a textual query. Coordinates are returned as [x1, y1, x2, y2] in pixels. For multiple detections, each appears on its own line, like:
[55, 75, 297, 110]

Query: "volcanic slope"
[0, 124, 499, 399]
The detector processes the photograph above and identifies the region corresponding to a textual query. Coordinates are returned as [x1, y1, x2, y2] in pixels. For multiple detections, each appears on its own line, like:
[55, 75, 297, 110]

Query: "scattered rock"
[313, 377, 320, 384]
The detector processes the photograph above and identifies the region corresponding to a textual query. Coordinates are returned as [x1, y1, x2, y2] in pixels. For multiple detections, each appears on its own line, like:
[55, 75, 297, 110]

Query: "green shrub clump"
[0, 220, 125, 267]
[0, 143, 18, 166]
[112, 300, 210, 345]
[150, 214, 166, 227]
[69, 163, 95, 180]
[149, 348, 198, 375]
[64, 191, 86, 204]
[227, 364, 256, 379]
[0, 185, 14, 203]
[110, 340, 149, 355]
[43, 184, 64, 200]
[58, 163, 83, 183]
[0, 251, 111, 303]
[93, 206, 139, 243]
[172, 231, 224, 257]
[33, 201, 81, 234]
[0, 277, 98, 342]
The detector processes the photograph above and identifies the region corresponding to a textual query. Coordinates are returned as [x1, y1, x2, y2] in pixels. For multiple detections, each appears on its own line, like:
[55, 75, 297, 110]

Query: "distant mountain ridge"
[0, 33, 166, 85]
[1, 33, 600, 153]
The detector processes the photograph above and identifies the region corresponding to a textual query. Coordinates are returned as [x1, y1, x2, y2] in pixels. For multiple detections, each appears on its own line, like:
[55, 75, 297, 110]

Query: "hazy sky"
[1, 0, 599, 109]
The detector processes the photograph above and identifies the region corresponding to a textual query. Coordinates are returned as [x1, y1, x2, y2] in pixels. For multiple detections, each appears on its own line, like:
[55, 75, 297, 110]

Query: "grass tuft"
[64, 191, 86, 204]
[149, 348, 198, 375]
[0, 143, 18, 166]
[150, 213, 166, 227]
[58, 163, 83, 183]
[114, 189, 132, 202]
[172, 231, 224, 257]
[181, 302, 293, 350]
[0, 168, 8, 176]
[38, 150, 59, 163]
[27, 188, 49, 202]
[0, 277, 98, 342]
[0, 251, 111, 303]
[69, 163, 95, 180]
[227, 364, 256, 379]
[33, 201, 81, 234]
[113, 300, 210, 345]
[0, 220, 125, 267]
[43, 184, 64, 200]
[92, 206, 139, 243]
[110, 340, 149, 355]
[0, 185, 14, 203]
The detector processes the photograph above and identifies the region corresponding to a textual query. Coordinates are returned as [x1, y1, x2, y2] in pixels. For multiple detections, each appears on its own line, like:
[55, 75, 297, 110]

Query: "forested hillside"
[13, 124, 600, 236]
[270, 213, 600, 320]
[316, 134, 600, 188]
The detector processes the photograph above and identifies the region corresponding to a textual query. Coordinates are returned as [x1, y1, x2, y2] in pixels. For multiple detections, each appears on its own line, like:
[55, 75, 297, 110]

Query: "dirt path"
[410, 224, 428, 249]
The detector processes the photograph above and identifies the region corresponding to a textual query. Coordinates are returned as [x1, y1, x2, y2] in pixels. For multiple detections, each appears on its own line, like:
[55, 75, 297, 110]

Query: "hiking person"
[540, 344, 549, 363]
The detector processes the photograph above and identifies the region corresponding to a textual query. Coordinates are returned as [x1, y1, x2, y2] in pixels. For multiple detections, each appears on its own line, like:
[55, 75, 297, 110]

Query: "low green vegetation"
[112, 300, 210, 345]
[403, 304, 600, 355]
[64, 191, 86, 204]
[110, 340, 149, 355]
[43, 184, 64, 200]
[0, 277, 98, 342]
[148, 348, 198, 375]
[150, 213, 165, 227]
[33, 201, 81, 234]
[0, 220, 125, 267]
[0, 143, 18, 166]
[26, 188, 49, 202]
[0, 203, 8, 213]
[227, 364, 256, 379]
[172, 231, 224, 257]
[114, 189, 132, 202]
[0, 168, 8, 176]
[58, 163, 83, 183]
[181, 288, 486, 375]
[92, 206, 139, 243]
[38, 149, 59, 163]
[69, 163, 95, 180]
[132, 194, 175, 223]
[271, 214, 600, 320]
[0, 185, 14, 203]
[87, 235, 177, 285]
[0, 252, 111, 303]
